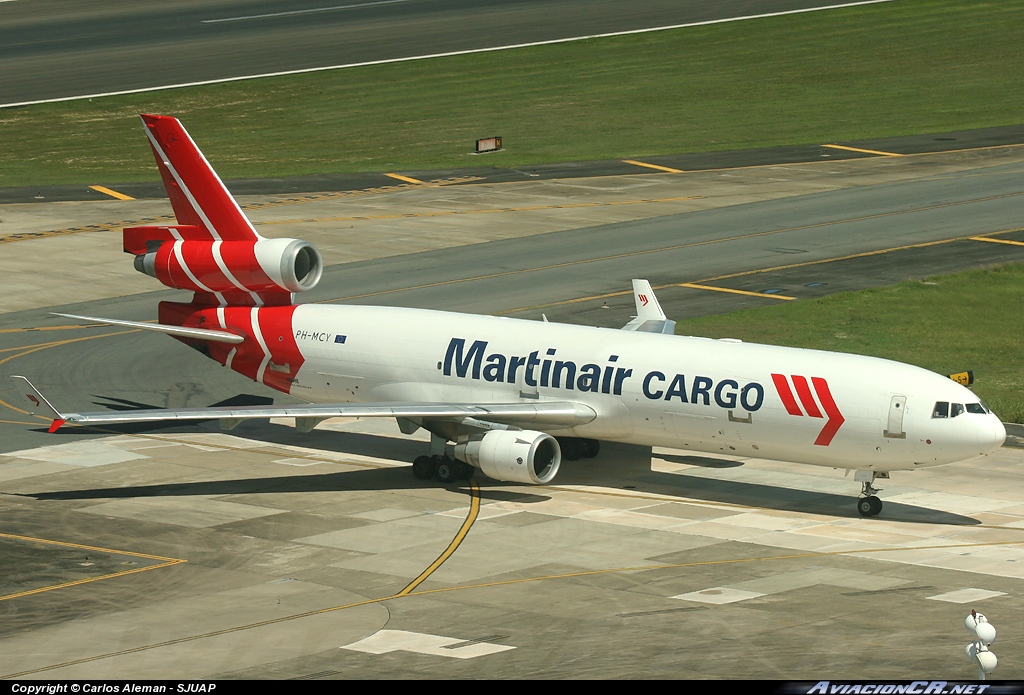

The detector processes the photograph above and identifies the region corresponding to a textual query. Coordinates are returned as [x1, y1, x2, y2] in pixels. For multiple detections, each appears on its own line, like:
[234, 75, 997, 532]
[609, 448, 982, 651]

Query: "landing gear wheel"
[581, 439, 601, 459]
[559, 437, 584, 461]
[455, 461, 474, 480]
[412, 455, 436, 480]
[857, 495, 883, 517]
[435, 457, 458, 484]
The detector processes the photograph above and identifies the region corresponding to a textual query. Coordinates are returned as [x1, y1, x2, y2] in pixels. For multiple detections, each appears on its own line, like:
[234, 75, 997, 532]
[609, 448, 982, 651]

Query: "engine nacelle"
[134, 237, 323, 294]
[454, 430, 561, 485]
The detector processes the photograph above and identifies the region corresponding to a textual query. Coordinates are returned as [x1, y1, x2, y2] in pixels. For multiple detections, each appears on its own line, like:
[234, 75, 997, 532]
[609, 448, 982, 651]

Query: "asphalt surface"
[1, 142, 1024, 680]
[0, 0, 856, 106]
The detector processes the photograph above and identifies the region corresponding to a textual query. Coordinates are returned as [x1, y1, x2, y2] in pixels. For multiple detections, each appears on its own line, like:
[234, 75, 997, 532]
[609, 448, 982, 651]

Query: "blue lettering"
[714, 379, 738, 409]
[690, 376, 713, 405]
[665, 374, 688, 402]
[443, 338, 487, 379]
[740, 383, 764, 411]
[577, 364, 601, 392]
[483, 353, 506, 382]
[643, 371, 665, 399]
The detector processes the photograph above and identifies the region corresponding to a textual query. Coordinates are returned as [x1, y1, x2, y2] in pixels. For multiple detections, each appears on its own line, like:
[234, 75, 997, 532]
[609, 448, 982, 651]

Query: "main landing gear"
[412, 455, 475, 483]
[410, 436, 601, 483]
[556, 437, 600, 461]
[854, 470, 888, 517]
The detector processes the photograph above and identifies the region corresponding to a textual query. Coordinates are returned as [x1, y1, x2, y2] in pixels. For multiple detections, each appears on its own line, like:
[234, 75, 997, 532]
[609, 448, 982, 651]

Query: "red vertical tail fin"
[140, 114, 261, 242]
[125, 115, 322, 307]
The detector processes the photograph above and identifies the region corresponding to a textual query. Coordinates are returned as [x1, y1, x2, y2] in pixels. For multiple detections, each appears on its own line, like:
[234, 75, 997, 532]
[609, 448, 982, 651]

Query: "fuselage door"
[884, 395, 907, 439]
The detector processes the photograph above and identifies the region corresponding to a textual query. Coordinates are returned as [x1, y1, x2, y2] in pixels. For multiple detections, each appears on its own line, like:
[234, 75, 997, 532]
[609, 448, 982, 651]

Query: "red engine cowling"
[134, 237, 323, 294]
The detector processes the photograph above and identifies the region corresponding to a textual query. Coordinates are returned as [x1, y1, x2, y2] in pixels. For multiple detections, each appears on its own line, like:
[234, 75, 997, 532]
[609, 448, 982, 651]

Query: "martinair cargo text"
[13, 115, 1006, 517]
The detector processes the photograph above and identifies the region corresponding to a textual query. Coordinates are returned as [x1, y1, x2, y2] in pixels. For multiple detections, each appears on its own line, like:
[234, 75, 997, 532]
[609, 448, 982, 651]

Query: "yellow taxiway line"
[0, 532, 185, 603]
[88, 185, 135, 200]
[823, 144, 903, 157]
[971, 236, 1024, 247]
[678, 282, 795, 300]
[385, 172, 427, 185]
[623, 159, 684, 173]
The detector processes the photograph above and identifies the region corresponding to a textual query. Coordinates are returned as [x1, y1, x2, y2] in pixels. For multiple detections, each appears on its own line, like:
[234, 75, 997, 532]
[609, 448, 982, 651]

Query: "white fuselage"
[280, 304, 1005, 472]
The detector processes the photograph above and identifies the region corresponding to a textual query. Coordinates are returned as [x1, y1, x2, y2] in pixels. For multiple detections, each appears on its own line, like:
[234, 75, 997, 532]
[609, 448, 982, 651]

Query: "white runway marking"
[1, 1, 898, 109]
[342, 630, 515, 659]
[927, 588, 1008, 604]
[202, 0, 414, 24]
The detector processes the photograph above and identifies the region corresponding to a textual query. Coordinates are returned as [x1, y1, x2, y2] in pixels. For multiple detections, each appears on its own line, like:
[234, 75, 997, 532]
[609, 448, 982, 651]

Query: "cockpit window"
[966, 403, 987, 415]
[950, 403, 964, 418]
[932, 401, 949, 418]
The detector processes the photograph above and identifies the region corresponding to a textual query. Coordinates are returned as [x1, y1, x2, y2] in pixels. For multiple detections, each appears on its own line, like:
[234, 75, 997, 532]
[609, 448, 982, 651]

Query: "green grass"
[675, 264, 1024, 423]
[1, 0, 1022, 186]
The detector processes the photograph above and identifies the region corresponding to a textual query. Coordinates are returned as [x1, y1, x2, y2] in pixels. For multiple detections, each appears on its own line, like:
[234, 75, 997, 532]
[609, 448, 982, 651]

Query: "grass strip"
[676, 264, 1024, 423]
[1, 0, 1022, 186]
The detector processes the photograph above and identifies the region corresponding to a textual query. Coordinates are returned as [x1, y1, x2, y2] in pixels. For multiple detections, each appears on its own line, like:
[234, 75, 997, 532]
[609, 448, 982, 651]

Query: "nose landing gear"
[854, 470, 888, 517]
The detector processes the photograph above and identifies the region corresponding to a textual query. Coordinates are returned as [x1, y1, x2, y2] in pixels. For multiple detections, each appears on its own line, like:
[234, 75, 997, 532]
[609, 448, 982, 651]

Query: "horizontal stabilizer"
[53, 313, 244, 344]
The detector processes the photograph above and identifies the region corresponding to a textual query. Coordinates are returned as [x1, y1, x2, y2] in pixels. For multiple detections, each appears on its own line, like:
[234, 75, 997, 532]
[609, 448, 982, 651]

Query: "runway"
[0, 0, 890, 106]
[1, 144, 1023, 678]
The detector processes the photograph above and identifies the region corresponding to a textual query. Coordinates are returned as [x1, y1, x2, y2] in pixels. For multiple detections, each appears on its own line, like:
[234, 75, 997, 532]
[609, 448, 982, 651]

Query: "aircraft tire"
[857, 496, 883, 517]
[436, 458, 458, 484]
[559, 437, 584, 461]
[413, 455, 436, 480]
[581, 439, 601, 458]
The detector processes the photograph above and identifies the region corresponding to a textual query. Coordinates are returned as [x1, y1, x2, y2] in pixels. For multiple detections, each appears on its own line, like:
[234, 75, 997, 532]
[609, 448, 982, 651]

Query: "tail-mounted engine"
[125, 225, 323, 296]
[454, 429, 561, 484]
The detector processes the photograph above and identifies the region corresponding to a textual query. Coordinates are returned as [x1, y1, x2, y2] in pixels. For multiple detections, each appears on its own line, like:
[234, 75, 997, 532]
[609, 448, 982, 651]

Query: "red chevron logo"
[771, 373, 845, 446]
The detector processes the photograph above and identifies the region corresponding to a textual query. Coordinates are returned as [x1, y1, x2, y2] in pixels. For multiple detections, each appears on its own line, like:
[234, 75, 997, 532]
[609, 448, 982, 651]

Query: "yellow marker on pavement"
[89, 185, 135, 200]
[384, 172, 426, 184]
[623, 159, 684, 174]
[823, 144, 902, 157]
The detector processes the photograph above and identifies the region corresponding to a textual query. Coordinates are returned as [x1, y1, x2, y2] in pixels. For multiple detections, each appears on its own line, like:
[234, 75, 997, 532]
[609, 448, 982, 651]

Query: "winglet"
[11, 376, 66, 431]
[622, 280, 676, 334]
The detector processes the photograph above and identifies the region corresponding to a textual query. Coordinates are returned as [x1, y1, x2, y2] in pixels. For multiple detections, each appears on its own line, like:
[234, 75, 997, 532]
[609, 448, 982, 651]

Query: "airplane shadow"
[554, 443, 981, 526]
[26, 394, 981, 526]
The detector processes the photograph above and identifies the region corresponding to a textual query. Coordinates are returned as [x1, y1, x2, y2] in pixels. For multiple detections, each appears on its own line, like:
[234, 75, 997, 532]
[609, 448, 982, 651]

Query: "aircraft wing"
[621, 279, 676, 334]
[11, 376, 596, 433]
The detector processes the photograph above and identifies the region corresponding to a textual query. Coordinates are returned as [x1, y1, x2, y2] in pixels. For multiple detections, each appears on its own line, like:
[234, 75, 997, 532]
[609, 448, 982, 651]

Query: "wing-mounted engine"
[453, 429, 561, 484]
[126, 227, 323, 297]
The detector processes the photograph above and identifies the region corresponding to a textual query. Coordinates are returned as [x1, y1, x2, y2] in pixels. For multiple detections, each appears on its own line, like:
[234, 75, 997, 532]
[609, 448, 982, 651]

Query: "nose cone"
[980, 417, 1006, 451]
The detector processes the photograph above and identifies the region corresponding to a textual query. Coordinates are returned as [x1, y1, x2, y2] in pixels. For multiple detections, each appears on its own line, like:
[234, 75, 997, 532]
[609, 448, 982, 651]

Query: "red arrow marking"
[771, 373, 803, 416]
[791, 375, 822, 418]
[27, 395, 40, 407]
[811, 377, 845, 446]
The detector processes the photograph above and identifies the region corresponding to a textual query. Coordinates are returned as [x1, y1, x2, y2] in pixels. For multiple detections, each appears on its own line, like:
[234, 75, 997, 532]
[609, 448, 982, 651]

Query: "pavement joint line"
[323, 191, 1024, 306]
[823, 143, 903, 157]
[970, 236, 1024, 247]
[88, 185, 135, 201]
[258, 195, 705, 225]
[9, 534, 1019, 679]
[622, 159, 684, 174]
[677, 282, 795, 300]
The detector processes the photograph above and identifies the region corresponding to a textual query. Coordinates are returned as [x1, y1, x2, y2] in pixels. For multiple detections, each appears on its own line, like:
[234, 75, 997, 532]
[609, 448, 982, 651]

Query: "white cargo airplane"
[12, 115, 1006, 517]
